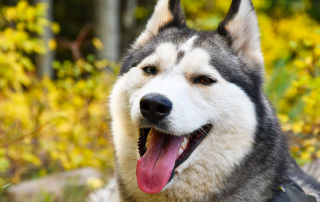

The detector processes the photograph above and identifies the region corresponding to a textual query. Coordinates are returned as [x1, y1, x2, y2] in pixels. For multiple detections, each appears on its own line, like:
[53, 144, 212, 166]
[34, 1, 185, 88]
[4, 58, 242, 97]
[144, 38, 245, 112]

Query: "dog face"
[110, 0, 265, 200]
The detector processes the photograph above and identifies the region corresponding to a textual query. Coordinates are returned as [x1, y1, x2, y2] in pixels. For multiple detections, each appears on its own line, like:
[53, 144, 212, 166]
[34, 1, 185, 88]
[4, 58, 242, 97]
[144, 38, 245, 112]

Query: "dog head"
[110, 0, 265, 200]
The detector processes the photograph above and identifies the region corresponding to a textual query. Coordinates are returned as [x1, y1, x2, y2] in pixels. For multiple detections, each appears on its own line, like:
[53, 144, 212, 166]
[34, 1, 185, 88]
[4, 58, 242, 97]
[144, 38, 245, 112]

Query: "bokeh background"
[0, 0, 319, 201]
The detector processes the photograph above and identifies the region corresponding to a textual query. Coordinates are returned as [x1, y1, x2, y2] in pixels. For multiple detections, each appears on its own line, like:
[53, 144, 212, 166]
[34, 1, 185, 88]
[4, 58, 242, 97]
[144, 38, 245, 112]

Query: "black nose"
[140, 93, 172, 123]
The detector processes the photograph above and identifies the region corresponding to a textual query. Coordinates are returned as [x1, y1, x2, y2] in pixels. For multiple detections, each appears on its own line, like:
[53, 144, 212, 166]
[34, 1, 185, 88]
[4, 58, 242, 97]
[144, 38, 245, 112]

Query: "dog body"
[95, 0, 320, 201]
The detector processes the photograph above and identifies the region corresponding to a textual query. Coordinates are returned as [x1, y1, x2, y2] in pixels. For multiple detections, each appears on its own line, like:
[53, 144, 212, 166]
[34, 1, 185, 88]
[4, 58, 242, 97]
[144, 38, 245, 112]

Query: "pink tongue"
[136, 129, 183, 194]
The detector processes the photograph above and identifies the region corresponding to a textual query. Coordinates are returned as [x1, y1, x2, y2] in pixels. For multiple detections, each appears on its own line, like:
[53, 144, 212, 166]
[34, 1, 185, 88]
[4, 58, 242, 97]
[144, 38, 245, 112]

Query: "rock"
[8, 167, 102, 202]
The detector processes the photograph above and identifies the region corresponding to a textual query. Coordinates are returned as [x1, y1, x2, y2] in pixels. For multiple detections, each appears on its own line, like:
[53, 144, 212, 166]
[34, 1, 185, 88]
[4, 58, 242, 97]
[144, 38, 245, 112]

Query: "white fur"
[108, 38, 257, 201]
[88, 178, 119, 202]
[134, 0, 173, 47]
[224, 0, 263, 68]
[179, 36, 197, 52]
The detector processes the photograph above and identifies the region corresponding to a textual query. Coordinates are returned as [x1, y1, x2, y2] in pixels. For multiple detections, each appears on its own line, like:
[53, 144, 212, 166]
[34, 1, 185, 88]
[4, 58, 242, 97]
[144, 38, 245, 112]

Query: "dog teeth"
[178, 137, 190, 156]
[181, 137, 190, 149]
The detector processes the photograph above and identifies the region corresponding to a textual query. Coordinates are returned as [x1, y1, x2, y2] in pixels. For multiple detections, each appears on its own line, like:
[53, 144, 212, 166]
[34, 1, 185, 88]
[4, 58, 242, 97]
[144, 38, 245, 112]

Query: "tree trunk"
[123, 0, 137, 30]
[95, 0, 120, 62]
[36, 0, 54, 79]
[122, 0, 137, 51]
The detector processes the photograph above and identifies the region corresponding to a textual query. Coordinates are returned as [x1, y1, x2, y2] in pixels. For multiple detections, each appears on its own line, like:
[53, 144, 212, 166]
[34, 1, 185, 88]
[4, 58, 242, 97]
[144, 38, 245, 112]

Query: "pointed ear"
[218, 0, 263, 68]
[134, 0, 186, 48]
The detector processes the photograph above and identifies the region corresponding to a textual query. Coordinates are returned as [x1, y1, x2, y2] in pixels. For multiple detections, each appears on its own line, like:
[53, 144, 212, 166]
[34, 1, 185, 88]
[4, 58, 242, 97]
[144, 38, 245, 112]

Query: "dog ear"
[133, 0, 186, 48]
[218, 0, 263, 69]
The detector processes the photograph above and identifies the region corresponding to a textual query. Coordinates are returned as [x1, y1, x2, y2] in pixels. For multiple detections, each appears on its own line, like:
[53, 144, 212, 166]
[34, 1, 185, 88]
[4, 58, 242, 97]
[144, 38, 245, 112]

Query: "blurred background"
[0, 0, 319, 201]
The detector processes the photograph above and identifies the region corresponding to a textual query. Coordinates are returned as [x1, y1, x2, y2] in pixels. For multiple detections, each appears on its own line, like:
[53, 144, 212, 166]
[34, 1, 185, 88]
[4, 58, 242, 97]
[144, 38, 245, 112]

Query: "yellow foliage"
[292, 122, 303, 134]
[0, 2, 115, 188]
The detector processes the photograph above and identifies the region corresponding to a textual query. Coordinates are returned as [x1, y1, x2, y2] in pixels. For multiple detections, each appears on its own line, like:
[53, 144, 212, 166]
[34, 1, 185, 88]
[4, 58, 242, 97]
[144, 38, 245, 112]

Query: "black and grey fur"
[89, 0, 320, 201]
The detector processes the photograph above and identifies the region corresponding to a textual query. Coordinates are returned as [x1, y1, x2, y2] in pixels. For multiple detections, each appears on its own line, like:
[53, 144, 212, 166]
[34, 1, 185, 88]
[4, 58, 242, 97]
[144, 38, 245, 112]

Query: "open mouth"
[136, 124, 212, 194]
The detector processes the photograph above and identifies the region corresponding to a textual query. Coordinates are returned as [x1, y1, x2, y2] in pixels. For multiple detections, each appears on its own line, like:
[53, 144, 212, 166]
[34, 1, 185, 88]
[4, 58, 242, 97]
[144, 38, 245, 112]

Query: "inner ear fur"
[218, 0, 263, 69]
[133, 0, 186, 48]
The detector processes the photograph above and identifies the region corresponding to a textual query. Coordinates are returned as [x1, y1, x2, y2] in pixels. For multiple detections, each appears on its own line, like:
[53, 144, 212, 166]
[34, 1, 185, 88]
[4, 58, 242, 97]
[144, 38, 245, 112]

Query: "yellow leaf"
[87, 177, 104, 189]
[305, 56, 312, 66]
[300, 151, 311, 161]
[16, 22, 26, 30]
[294, 60, 306, 69]
[303, 138, 317, 147]
[51, 22, 61, 34]
[25, 7, 35, 22]
[316, 150, 320, 159]
[17, 1, 29, 11]
[278, 114, 289, 123]
[4, 7, 17, 22]
[306, 146, 316, 153]
[315, 47, 320, 56]
[92, 38, 104, 50]
[290, 146, 300, 153]
[48, 39, 57, 50]
[292, 122, 303, 134]
[22, 153, 41, 166]
[313, 127, 320, 135]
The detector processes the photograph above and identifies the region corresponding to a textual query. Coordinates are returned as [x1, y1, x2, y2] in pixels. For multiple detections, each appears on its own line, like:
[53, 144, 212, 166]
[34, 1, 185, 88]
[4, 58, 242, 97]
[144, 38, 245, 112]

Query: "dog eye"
[194, 76, 217, 85]
[142, 66, 158, 75]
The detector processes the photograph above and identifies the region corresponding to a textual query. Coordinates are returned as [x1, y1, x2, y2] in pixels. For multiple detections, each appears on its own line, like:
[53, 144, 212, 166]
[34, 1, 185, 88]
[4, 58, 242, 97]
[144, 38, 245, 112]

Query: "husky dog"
[90, 0, 320, 201]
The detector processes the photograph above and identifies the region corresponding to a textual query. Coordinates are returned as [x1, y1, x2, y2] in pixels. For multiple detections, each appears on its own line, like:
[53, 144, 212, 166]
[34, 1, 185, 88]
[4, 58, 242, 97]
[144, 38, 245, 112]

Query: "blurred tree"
[52, 0, 95, 61]
[123, 0, 137, 30]
[95, 0, 120, 62]
[35, 0, 54, 79]
[122, 0, 138, 48]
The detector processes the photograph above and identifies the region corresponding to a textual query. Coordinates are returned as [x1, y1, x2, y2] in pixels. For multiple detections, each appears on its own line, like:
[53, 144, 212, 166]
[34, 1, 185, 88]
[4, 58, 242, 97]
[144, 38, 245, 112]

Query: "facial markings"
[175, 51, 185, 65]
[178, 48, 222, 86]
[180, 36, 197, 52]
[174, 36, 198, 65]
[136, 36, 197, 74]
[134, 35, 222, 87]
[136, 43, 177, 73]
